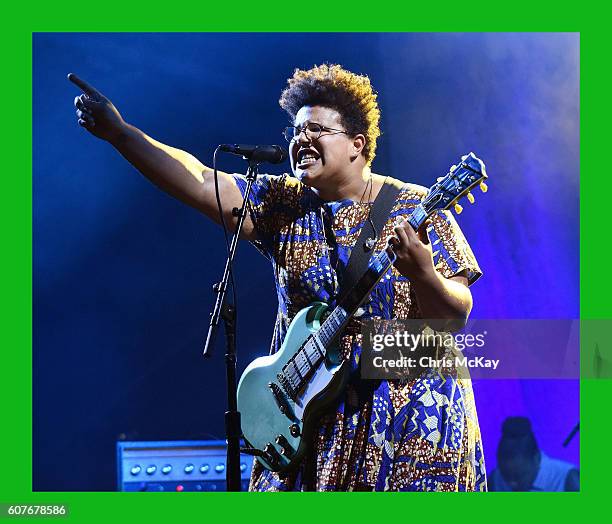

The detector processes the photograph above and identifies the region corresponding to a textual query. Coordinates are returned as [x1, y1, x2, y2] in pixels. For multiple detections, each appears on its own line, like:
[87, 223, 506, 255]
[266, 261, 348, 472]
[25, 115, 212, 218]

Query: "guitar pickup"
[268, 382, 297, 421]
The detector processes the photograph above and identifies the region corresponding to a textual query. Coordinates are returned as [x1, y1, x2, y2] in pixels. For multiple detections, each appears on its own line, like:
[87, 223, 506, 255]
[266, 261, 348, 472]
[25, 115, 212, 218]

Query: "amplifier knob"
[145, 465, 157, 475]
[240, 462, 247, 472]
[184, 464, 195, 474]
[161, 465, 172, 475]
[129, 465, 142, 476]
[215, 463, 225, 473]
[200, 464, 210, 474]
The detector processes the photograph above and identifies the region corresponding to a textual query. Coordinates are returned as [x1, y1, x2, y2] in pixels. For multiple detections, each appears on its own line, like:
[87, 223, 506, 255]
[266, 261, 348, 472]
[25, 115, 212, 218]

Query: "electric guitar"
[237, 152, 488, 473]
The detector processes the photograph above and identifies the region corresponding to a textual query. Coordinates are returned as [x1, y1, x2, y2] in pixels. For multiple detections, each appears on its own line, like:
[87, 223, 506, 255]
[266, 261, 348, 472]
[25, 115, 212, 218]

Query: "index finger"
[67, 73, 100, 96]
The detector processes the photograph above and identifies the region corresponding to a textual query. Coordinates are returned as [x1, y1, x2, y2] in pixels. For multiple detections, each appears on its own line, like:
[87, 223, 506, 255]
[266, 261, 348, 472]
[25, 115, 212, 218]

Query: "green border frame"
[1, 3, 605, 522]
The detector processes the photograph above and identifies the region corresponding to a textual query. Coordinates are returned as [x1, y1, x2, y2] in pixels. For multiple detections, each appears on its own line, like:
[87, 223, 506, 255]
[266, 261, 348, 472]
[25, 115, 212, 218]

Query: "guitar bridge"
[277, 372, 297, 401]
[268, 382, 297, 421]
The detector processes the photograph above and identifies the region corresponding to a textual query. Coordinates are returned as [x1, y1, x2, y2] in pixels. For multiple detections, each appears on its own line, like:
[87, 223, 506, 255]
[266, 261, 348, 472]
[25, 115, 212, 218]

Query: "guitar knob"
[263, 444, 282, 469]
[264, 443, 282, 460]
[289, 424, 301, 437]
[275, 435, 295, 457]
[454, 203, 463, 214]
[466, 192, 475, 204]
[480, 181, 488, 193]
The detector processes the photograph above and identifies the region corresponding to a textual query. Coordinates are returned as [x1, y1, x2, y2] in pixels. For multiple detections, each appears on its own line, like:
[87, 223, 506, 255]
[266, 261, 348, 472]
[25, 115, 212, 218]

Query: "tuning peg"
[454, 203, 463, 214]
[479, 181, 488, 193]
[449, 164, 457, 173]
[467, 192, 475, 204]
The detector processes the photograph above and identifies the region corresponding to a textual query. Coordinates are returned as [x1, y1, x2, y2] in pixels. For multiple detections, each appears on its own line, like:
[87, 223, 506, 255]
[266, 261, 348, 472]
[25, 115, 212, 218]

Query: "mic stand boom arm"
[202, 159, 259, 492]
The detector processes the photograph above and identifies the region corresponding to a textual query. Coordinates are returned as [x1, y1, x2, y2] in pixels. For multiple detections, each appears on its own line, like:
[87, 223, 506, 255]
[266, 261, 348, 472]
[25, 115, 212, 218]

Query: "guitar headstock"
[421, 152, 488, 216]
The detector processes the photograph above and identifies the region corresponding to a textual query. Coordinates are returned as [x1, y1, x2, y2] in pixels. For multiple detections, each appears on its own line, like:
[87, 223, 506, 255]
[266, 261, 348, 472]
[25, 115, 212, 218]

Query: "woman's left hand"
[387, 217, 436, 281]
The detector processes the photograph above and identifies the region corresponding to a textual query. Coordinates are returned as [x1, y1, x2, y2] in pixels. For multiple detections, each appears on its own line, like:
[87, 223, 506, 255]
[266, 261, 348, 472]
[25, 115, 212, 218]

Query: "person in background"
[488, 416, 579, 491]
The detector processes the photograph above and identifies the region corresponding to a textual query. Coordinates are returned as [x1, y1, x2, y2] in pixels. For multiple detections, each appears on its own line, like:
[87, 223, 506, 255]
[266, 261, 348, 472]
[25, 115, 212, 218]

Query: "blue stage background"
[33, 33, 579, 490]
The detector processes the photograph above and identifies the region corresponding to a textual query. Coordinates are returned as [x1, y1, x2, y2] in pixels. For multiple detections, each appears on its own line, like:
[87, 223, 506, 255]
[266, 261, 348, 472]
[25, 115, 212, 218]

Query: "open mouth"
[297, 148, 321, 168]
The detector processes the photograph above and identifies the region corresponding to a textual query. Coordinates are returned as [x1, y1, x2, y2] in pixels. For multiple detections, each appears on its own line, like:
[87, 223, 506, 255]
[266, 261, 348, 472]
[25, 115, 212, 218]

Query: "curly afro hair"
[279, 64, 381, 166]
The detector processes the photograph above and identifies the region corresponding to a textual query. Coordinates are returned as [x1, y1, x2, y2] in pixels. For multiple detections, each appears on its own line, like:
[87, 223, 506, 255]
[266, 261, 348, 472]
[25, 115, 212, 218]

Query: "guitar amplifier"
[116, 440, 253, 492]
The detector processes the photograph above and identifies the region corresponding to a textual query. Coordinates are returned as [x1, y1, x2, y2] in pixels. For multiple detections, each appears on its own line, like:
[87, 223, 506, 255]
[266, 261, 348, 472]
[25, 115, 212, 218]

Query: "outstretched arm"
[68, 73, 256, 240]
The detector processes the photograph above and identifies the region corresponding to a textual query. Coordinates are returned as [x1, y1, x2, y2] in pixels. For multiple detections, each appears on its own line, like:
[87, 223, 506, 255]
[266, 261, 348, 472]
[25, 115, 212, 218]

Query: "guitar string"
[286, 175, 380, 387]
[287, 176, 377, 386]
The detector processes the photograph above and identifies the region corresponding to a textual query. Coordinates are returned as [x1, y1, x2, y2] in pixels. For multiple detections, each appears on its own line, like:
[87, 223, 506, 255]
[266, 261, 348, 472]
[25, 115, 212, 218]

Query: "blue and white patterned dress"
[232, 173, 486, 491]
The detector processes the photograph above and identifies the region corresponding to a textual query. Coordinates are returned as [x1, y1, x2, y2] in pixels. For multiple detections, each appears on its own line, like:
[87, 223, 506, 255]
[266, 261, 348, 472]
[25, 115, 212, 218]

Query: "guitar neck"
[404, 203, 429, 232]
[317, 203, 428, 348]
[278, 152, 488, 398]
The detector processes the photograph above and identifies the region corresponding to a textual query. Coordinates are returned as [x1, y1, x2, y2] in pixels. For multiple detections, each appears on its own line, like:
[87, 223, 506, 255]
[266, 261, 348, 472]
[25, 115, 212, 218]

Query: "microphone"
[219, 144, 288, 164]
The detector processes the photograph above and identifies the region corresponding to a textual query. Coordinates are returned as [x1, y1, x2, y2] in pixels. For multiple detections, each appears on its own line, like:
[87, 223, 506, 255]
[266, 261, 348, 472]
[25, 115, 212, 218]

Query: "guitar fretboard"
[276, 229, 404, 399]
[276, 151, 488, 399]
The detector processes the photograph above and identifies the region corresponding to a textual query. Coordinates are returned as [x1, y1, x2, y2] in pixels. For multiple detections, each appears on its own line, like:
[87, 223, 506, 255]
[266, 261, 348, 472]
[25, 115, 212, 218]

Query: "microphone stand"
[563, 422, 579, 447]
[202, 157, 260, 492]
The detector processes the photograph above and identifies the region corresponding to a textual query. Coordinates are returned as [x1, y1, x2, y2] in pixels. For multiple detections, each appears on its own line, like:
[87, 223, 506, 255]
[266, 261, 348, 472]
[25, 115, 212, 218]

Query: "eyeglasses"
[282, 122, 348, 143]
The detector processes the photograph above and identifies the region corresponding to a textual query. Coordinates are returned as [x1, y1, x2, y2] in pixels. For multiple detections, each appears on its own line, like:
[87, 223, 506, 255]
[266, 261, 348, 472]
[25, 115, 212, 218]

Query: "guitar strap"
[336, 178, 404, 304]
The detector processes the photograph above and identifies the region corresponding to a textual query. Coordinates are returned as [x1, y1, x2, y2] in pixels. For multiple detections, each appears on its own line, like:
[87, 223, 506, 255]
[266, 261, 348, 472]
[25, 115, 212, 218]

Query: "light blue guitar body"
[237, 302, 350, 472]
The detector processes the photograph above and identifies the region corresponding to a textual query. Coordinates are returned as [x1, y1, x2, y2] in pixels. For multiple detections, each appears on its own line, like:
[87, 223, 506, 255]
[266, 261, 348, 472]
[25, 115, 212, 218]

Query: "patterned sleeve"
[427, 209, 482, 286]
[230, 172, 301, 258]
